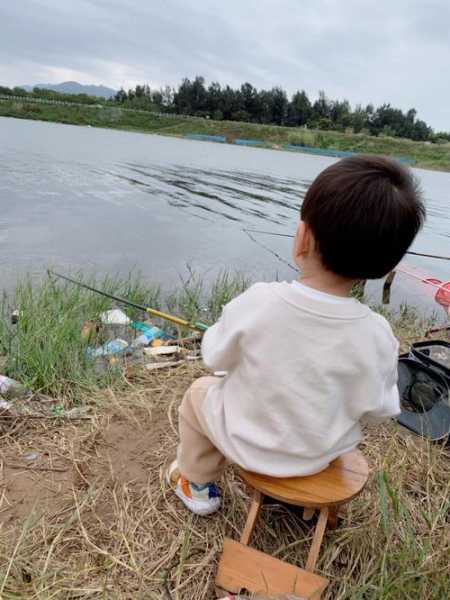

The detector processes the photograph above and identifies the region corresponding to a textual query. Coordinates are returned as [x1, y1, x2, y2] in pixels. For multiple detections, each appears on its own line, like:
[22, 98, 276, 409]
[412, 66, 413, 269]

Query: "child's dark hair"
[301, 155, 425, 279]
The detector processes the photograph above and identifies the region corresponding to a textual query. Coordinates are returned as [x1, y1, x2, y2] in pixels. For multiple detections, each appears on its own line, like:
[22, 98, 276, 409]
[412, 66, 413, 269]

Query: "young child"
[167, 155, 425, 516]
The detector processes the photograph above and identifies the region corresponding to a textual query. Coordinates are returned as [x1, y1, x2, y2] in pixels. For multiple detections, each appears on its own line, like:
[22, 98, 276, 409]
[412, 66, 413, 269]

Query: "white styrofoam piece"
[100, 309, 131, 325]
[144, 345, 180, 356]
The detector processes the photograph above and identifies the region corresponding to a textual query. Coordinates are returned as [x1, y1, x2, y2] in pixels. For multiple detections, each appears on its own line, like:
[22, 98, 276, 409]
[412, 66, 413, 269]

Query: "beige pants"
[177, 376, 227, 484]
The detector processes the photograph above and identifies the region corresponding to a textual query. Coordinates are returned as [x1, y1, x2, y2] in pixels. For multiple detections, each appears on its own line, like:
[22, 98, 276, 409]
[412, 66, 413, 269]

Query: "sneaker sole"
[166, 460, 221, 516]
[174, 486, 221, 516]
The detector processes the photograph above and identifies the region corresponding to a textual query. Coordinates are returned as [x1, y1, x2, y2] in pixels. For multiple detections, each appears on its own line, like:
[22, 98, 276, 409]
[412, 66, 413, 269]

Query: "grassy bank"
[0, 271, 437, 400]
[2, 98, 450, 172]
[0, 271, 249, 399]
[0, 272, 449, 598]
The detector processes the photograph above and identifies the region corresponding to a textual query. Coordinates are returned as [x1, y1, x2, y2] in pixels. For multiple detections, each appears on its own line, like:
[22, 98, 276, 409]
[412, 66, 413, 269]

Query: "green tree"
[114, 88, 128, 103]
[270, 87, 289, 125]
[174, 76, 207, 115]
[330, 99, 351, 129]
[411, 119, 432, 141]
[206, 81, 223, 114]
[12, 86, 27, 96]
[351, 104, 369, 133]
[240, 82, 260, 120]
[312, 90, 331, 121]
[115, 74, 439, 141]
[287, 90, 312, 126]
[160, 86, 175, 109]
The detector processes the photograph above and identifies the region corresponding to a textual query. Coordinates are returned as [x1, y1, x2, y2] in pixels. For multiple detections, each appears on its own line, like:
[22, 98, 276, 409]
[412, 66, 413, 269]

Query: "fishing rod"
[48, 270, 209, 333]
[243, 229, 450, 261]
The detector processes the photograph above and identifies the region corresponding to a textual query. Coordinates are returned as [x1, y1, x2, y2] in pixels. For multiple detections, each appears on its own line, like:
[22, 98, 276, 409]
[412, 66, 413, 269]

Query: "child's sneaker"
[166, 460, 221, 516]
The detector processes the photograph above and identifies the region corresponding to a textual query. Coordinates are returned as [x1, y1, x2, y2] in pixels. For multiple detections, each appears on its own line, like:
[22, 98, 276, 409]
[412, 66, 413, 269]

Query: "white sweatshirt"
[201, 281, 400, 477]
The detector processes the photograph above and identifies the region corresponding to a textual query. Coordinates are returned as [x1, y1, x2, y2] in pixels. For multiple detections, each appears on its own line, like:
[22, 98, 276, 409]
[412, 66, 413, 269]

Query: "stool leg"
[305, 506, 329, 572]
[327, 505, 338, 530]
[240, 489, 263, 546]
[303, 507, 315, 521]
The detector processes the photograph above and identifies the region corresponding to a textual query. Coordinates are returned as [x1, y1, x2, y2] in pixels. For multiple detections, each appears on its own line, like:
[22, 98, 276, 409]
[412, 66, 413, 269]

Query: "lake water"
[0, 117, 449, 314]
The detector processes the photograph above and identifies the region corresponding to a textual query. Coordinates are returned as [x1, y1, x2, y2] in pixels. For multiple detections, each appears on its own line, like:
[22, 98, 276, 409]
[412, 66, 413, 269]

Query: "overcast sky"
[1, 0, 449, 130]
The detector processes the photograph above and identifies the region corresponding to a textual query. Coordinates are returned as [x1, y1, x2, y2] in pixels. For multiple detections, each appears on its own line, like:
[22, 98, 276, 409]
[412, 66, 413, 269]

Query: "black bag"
[410, 341, 450, 386]
[396, 357, 450, 441]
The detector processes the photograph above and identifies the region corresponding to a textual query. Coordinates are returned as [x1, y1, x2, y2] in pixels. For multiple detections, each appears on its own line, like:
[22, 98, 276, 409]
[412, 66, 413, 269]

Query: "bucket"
[435, 281, 450, 309]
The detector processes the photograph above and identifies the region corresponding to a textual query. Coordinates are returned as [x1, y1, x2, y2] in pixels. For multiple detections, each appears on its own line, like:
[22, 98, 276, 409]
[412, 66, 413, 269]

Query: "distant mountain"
[23, 81, 117, 99]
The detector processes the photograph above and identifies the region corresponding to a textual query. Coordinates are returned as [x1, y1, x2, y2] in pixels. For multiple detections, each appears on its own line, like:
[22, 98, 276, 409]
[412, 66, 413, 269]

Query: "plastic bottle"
[0, 375, 24, 398]
[87, 339, 129, 358]
[131, 327, 166, 348]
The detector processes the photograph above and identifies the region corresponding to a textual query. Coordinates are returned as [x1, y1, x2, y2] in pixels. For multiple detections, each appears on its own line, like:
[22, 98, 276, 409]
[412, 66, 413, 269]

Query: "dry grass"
[0, 355, 449, 600]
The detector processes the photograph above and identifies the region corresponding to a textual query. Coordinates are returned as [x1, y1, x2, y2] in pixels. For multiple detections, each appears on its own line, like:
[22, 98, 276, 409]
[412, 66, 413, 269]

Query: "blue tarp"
[287, 145, 416, 164]
[185, 134, 226, 143]
[184, 134, 416, 164]
[393, 155, 416, 165]
[234, 138, 265, 146]
[287, 145, 354, 158]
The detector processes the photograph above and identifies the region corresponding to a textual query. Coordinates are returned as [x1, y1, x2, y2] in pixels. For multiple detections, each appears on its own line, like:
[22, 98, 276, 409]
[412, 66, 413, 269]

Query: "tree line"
[113, 77, 448, 142]
[2, 79, 449, 143]
[0, 85, 107, 106]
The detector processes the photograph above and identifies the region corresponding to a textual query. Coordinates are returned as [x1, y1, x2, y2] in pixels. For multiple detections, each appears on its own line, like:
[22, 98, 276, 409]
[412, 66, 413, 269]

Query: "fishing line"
[243, 229, 450, 262]
[243, 229, 298, 273]
[405, 250, 450, 261]
[396, 269, 447, 291]
[244, 228, 295, 239]
[242, 227, 449, 303]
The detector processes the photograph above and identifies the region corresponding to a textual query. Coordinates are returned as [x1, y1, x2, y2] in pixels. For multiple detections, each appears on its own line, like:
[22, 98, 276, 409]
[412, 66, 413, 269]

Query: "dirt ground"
[1, 418, 160, 528]
[0, 363, 243, 599]
[0, 362, 449, 599]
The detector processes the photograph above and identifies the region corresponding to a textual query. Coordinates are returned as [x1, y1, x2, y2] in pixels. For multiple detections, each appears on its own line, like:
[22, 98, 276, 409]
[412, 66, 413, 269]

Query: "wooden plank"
[240, 490, 263, 545]
[240, 450, 369, 507]
[216, 538, 328, 599]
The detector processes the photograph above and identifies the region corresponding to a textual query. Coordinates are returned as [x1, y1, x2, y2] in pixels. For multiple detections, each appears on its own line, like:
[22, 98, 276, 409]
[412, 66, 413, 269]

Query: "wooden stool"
[216, 450, 369, 598]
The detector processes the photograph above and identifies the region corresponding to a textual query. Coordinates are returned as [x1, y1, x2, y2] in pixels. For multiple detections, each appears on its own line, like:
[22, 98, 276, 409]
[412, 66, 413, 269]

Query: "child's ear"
[294, 221, 311, 257]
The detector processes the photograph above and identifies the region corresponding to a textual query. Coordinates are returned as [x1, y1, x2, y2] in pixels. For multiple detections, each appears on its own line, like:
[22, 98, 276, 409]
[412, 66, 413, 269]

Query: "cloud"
[1, 0, 449, 130]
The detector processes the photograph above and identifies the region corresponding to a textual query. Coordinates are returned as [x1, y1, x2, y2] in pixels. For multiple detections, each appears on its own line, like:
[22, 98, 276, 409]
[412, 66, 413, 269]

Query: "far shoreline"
[1, 99, 450, 173]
